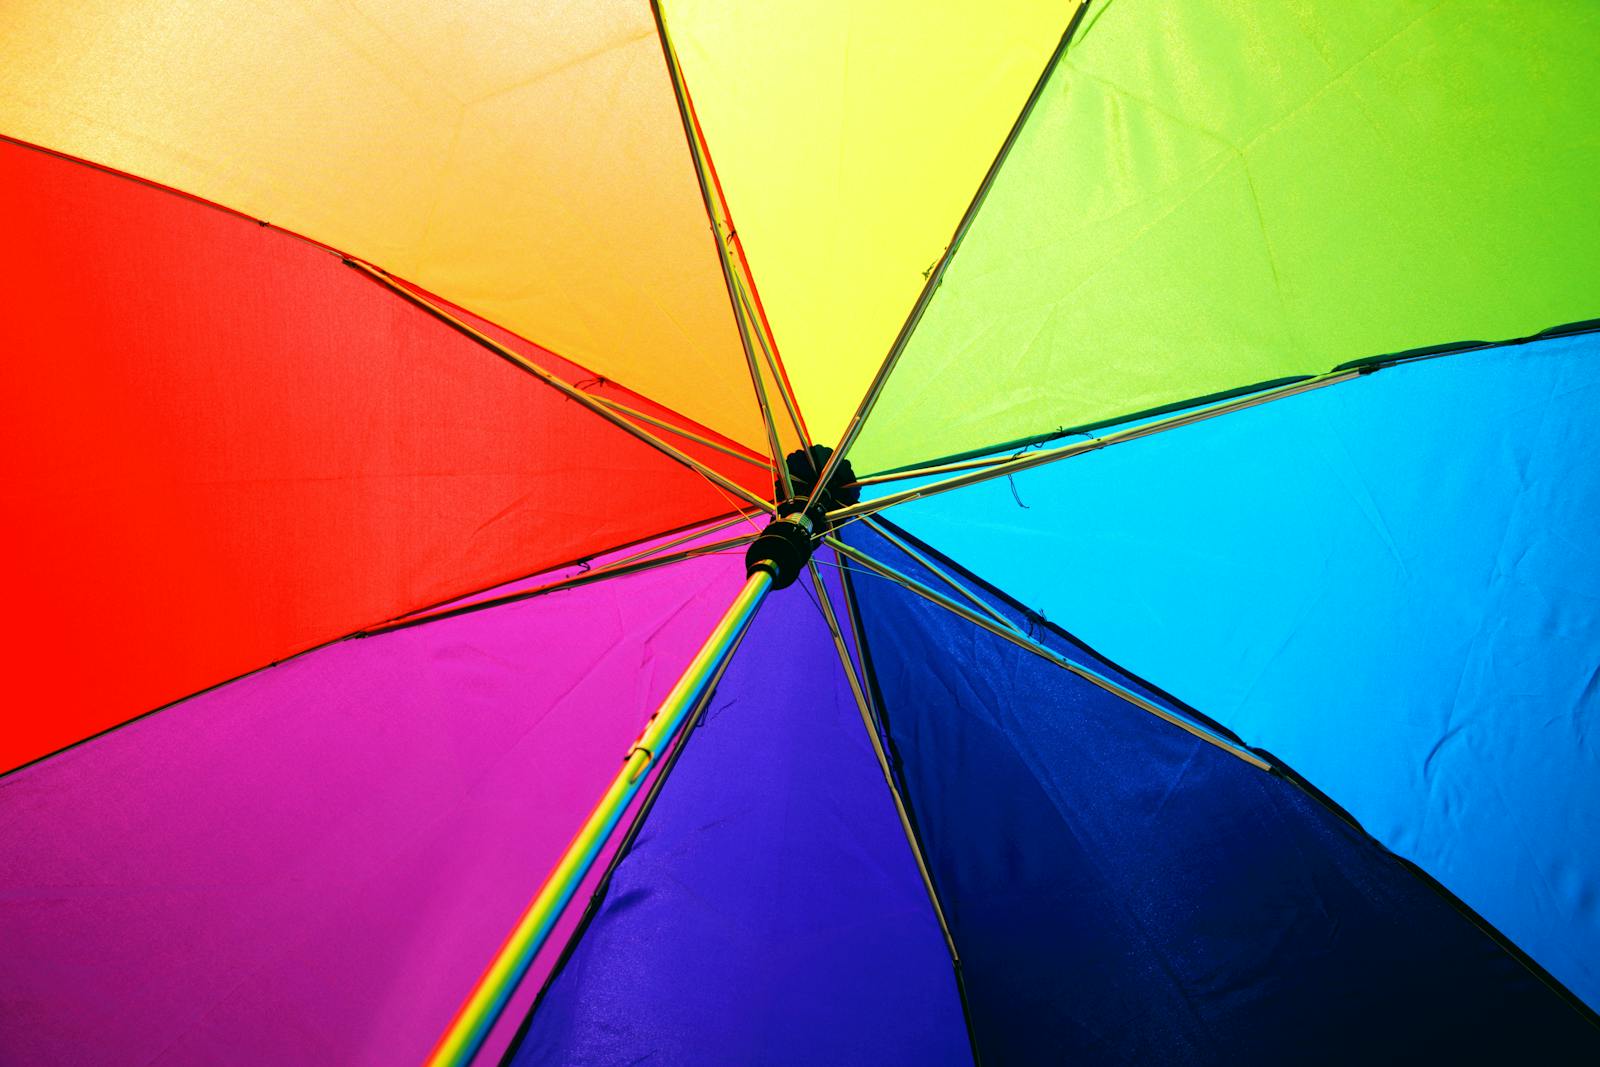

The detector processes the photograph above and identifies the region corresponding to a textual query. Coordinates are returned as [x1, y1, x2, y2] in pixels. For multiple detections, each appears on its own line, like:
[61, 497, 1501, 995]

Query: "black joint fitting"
[745, 514, 815, 590]
[774, 445, 861, 537]
[750, 444, 861, 590]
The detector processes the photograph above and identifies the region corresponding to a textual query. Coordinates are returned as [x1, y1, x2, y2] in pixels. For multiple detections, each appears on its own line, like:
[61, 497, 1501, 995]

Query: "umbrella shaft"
[427, 569, 774, 1067]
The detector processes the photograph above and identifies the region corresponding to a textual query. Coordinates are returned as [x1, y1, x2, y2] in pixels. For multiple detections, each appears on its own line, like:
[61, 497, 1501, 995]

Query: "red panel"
[0, 140, 769, 772]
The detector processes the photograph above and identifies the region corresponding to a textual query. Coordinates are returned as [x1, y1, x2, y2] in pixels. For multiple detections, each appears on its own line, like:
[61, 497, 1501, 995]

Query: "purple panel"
[0, 554, 746, 1066]
[512, 561, 970, 1066]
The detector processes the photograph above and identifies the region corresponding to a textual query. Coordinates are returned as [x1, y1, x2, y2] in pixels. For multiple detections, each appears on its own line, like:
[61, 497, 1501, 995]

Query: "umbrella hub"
[745, 445, 860, 589]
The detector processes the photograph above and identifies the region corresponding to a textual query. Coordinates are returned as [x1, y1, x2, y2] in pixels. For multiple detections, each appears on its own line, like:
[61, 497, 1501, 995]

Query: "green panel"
[851, 0, 1600, 473]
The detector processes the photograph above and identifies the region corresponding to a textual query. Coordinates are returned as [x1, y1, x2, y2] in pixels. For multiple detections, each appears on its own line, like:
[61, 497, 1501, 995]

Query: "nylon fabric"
[0, 1, 764, 447]
[843, 523, 1600, 1064]
[0, 141, 767, 772]
[851, 0, 1600, 472]
[880, 330, 1600, 1012]
[0, 553, 745, 1067]
[512, 554, 970, 1067]
[667, 0, 1068, 445]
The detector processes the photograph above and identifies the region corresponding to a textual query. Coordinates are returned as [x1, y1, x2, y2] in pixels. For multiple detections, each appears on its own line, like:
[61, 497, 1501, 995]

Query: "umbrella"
[3, 1, 1597, 1063]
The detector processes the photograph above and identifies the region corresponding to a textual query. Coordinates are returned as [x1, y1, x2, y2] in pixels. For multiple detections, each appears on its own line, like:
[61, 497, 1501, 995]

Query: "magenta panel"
[0, 552, 745, 1066]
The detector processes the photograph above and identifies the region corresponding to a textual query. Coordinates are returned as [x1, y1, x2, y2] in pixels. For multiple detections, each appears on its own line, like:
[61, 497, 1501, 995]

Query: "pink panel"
[0, 550, 745, 1065]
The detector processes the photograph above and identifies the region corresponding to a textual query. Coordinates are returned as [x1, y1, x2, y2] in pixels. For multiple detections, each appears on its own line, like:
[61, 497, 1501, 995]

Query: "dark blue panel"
[881, 330, 1600, 1007]
[511, 564, 970, 1066]
[843, 522, 1599, 1065]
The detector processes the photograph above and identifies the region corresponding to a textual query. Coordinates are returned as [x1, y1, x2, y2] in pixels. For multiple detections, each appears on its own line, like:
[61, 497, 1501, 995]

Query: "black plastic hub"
[775, 444, 861, 518]
[745, 445, 861, 589]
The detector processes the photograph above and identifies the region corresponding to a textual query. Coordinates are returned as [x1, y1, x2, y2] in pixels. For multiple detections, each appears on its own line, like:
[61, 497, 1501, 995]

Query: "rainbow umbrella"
[3, 2, 1598, 1063]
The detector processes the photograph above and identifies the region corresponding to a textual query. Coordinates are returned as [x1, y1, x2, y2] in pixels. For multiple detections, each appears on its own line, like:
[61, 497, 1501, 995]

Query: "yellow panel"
[667, 1, 1068, 446]
[0, 0, 763, 449]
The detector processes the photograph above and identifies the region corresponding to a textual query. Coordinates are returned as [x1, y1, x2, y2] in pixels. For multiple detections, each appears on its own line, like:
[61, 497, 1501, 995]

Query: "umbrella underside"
[2, 1, 1598, 1064]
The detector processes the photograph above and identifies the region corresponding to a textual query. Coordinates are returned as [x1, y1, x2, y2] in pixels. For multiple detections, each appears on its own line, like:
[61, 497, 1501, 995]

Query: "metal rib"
[830, 370, 1360, 524]
[852, 451, 1025, 488]
[734, 275, 814, 455]
[587, 392, 773, 472]
[861, 516, 1020, 636]
[344, 258, 775, 515]
[651, 0, 794, 499]
[826, 536, 1272, 772]
[807, 561, 959, 960]
[803, 0, 1094, 511]
[365, 531, 757, 636]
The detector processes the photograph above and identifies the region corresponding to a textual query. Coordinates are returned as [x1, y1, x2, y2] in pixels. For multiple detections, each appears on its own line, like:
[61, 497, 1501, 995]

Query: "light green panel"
[851, 0, 1600, 473]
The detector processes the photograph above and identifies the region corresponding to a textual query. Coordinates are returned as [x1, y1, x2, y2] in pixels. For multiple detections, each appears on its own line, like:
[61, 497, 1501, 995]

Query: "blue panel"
[510, 564, 970, 1066]
[842, 522, 1599, 1064]
[883, 330, 1600, 1009]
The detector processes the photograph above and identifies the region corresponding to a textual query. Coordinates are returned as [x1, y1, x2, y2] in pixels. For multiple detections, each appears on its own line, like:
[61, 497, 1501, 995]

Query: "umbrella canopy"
[3, 2, 1598, 1064]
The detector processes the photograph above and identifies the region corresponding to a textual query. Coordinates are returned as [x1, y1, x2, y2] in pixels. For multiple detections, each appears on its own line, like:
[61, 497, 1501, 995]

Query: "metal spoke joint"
[746, 444, 860, 589]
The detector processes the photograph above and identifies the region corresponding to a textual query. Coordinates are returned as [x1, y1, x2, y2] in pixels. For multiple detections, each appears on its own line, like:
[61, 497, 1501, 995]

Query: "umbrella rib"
[825, 563, 985, 1062]
[343, 258, 775, 515]
[808, 557, 990, 1063]
[852, 450, 1020, 488]
[689, 76, 816, 458]
[0, 509, 760, 783]
[734, 272, 816, 455]
[838, 318, 1600, 517]
[652, 0, 796, 498]
[831, 368, 1361, 523]
[362, 530, 758, 637]
[803, 0, 1095, 511]
[807, 561, 961, 961]
[2, 135, 776, 511]
[669, 21, 815, 459]
[586, 392, 774, 472]
[825, 535, 1272, 773]
[860, 516, 1021, 636]
[379, 509, 761, 626]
